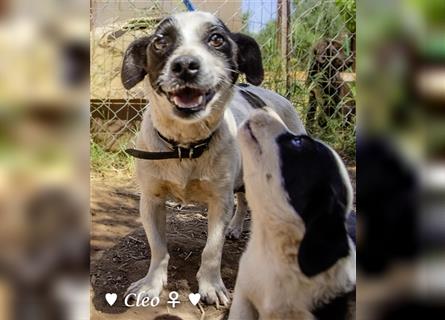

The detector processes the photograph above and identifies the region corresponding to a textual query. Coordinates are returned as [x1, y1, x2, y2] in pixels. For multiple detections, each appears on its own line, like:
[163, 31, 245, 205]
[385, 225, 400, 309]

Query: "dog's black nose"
[171, 56, 200, 80]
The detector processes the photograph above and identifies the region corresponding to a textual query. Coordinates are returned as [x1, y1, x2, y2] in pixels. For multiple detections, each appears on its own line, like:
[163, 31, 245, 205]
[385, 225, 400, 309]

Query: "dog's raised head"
[311, 39, 353, 73]
[238, 111, 353, 277]
[121, 11, 263, 121]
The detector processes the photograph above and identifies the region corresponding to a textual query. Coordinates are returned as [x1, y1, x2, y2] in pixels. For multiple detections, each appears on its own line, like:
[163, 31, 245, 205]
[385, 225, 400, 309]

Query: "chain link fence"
[91, 0, 356, 173]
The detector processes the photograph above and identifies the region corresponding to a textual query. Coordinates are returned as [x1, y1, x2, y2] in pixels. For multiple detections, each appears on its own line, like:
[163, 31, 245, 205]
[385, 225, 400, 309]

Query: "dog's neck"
[250, 203, 305, 263]
[147, 86, 234, 143]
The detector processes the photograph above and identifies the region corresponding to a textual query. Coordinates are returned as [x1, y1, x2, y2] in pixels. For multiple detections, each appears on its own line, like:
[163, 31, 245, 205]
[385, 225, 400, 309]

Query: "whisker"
[223, 67, 239, 74]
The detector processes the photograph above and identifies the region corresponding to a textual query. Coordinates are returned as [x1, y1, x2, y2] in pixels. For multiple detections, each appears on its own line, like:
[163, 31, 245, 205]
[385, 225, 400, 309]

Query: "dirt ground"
[90, 165, 356, 320]
[90, 173, 250, 320]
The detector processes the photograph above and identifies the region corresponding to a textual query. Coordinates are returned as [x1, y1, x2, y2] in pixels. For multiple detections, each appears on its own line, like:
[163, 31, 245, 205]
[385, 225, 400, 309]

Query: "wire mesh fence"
[91, 0, 356, 173]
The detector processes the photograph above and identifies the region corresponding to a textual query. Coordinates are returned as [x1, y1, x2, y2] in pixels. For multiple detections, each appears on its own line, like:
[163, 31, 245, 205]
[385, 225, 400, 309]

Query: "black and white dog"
[229, 112, 355, 319]
[121, 11, 305, 306]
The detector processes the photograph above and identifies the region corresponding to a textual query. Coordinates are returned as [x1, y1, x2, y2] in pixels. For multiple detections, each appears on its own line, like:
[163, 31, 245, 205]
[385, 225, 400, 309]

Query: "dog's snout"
[171, 55, 200, 80]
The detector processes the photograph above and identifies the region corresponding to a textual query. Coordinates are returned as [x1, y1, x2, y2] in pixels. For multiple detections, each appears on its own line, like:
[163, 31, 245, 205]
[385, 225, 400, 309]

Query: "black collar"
[125, 130, 214, 161]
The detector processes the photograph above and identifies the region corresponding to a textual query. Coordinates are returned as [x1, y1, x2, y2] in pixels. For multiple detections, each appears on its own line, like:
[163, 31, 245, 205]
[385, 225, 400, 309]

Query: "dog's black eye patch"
[153, 17, 177, 39]
[121, 17, 181, 91]
[152, 34, 171, 52]
[240, 90, 267, 109]
[282, 134, 314, 152]
[150, 18, 179, 56]
[146, 18, 180, 91]
[277, 132, 343, 218]
[277, 132, 350, 277]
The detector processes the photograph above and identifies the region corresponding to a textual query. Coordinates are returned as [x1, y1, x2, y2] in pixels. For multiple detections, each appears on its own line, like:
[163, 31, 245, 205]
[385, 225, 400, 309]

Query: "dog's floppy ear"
[298, 193, 350, 277]
[231, 33, 264, 85]
[121, 36, 152, 90]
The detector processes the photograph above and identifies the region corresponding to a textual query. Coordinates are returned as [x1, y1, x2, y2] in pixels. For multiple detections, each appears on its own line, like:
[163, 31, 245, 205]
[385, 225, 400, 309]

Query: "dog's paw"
[226, 216, 244, 239]
[197, 274, 230, 307]
[125, 272, 166, 302]
[225, 223, 243, 240]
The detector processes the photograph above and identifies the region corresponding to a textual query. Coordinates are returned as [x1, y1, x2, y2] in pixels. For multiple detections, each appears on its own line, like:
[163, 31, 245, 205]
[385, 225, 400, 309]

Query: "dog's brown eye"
[208, 33, 224, 48]
[153, 36, 169, 51]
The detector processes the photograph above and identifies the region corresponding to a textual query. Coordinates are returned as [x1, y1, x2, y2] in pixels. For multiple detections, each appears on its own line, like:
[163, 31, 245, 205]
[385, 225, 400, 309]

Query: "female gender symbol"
[167, 291, 180, 308]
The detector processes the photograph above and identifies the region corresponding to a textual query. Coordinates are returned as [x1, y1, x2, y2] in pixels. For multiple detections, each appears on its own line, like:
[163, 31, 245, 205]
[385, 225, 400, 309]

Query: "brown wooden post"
[276, 0, 282, 51]
[280, 0, 291, 96]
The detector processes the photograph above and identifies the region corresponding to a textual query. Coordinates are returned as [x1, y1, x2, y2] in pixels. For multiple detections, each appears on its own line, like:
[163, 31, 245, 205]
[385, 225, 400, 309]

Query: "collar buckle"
[154, 129, 213, 161]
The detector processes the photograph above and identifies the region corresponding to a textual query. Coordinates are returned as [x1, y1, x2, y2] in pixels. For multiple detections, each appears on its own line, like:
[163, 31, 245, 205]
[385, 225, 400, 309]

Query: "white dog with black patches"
[229, 112, 356, 319]
[121, 11, 305, 306]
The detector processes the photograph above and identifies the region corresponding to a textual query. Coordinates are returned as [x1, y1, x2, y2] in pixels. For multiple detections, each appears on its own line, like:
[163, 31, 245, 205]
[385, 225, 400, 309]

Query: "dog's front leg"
[126, 194, 169, 300]
[197, 193, 232, 306]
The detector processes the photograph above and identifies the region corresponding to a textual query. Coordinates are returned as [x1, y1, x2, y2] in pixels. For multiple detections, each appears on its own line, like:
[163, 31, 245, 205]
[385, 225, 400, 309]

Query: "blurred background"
[357, 0, 445, 318]
[0, 0, 89, 319]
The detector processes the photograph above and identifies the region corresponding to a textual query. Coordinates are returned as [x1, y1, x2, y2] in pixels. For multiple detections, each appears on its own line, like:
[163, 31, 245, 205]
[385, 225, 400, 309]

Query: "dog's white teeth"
[173, 96, 182, 106]
[173, 95, 203, 108]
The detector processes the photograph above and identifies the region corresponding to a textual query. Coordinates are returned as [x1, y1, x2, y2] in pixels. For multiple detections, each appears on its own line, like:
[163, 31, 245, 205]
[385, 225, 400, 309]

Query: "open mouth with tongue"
[167, 86, 216, 116]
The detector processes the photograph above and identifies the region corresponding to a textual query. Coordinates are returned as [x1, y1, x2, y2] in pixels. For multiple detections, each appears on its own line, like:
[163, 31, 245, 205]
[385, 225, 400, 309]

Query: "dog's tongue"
[172, 87, 204, 108]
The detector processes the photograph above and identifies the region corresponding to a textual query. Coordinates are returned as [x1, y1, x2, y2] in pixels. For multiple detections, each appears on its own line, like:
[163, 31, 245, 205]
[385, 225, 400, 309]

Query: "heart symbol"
[105, 293, 117, 306]
[188, 293, 201, 306]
